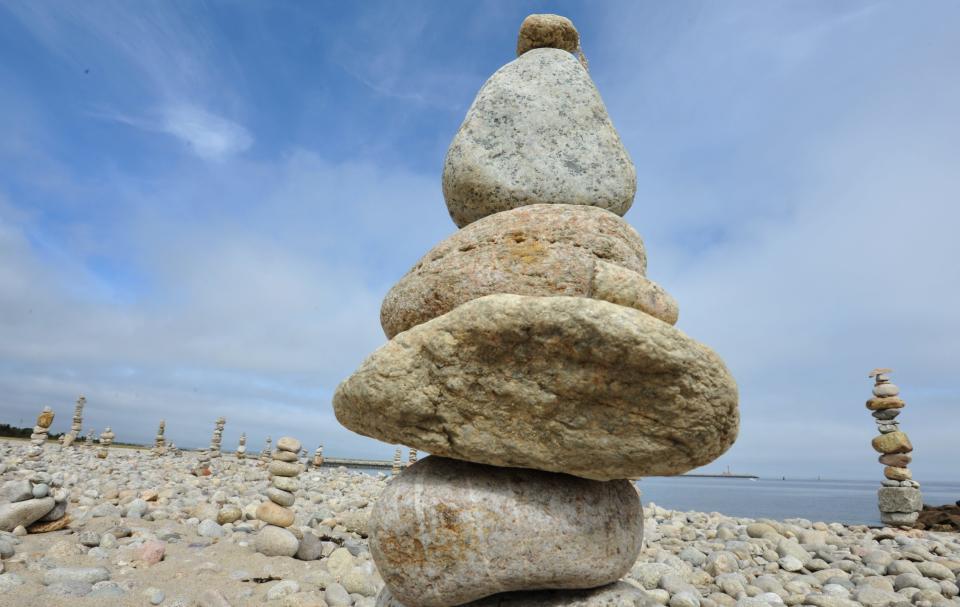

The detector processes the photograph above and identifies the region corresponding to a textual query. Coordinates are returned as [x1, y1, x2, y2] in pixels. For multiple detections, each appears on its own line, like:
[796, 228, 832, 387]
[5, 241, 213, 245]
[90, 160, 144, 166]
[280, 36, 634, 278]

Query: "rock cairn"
[153, 420, 166, 456]
[390, 448, 401, 476]
[312, 445, 323, 467]
[254, 436, 303, 557]
[0, 476, 69, 533]
[27, 406, 54, 461]
[62, 395, 85, 448]
[209, 416, 225, 460]
[867, 368, 921, 527]
[85, 429, 95, 449]
[96, 427, 114, 459]
[407, 448, 417, 467]
[259, 436, 272, 464]
[333, 14, 739, 606]
[236, 432, 247, 460]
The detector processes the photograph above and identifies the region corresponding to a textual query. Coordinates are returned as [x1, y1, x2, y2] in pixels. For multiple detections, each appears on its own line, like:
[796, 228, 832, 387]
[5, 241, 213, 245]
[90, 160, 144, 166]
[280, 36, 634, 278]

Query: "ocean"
[636, 476, 960, 526]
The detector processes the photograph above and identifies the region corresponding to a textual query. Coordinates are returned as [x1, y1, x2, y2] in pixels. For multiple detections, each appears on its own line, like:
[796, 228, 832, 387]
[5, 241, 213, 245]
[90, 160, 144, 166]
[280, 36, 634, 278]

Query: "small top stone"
[517, 14, 580, 56]
[276, 437, 301, 453]
[869, 368, 893, 378]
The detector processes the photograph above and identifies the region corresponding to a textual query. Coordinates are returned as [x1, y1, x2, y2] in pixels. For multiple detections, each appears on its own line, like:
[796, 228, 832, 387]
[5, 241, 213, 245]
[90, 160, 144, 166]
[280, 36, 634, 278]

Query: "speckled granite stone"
[370, 456, 643, 607]
[375, 582, 657, 607]
[442, 48, 636, 227]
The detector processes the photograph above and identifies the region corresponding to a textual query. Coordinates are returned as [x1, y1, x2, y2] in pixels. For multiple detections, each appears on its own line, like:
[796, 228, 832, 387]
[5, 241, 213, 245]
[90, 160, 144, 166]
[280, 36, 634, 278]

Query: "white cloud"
[160, 105, 253, 160]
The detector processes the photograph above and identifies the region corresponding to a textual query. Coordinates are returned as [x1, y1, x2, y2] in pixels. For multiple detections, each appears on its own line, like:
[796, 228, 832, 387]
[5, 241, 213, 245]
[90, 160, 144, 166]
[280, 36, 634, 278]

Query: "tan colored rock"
[879, 453, 911, 467]
[884, 466, 912, 481]
[37, 410, 54, 429]
[866, 396, 905, 411]
[872, 431, 913, 455]
[256, 501, 295, 527]
[442, 49, 635, 228]
[27, 515, 71, 533]
[517, 14, 580, 56]
[380, 205, 680, 337]
[336, 294, 738, 481]
[268, 461, 302, 477]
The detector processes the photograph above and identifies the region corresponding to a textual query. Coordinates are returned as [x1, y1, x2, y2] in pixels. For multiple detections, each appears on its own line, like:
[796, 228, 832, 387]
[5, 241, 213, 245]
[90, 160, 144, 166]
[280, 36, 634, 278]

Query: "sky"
[0, 1, 958, 481]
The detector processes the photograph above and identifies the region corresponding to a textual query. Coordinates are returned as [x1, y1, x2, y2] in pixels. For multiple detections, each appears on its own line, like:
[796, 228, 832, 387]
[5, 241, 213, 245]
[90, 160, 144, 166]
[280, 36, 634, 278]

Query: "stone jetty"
[236, 433, 247, 460]
[96, 427, 114, 459]
[26, 406, 54, 461]
[62, 395, 84, 448]
[153, 420, 166, 456]
[334, 14, 738, 606]
[254, 436, 303, 557]
[868, 368, 922, 527]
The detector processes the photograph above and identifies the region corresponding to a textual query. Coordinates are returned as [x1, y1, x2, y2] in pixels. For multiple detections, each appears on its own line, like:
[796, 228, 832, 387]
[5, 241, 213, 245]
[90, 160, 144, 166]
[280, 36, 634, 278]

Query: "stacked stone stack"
[96, 427, 114, 459]
[254, 436, 303, 557]
[153, 420, 166, 456]
[867, 368, 922, 527]
[333, 14, 739, 606]
[26, 407, 54, 461]
[236, 433, 247, 460]
[312, 445, 323, 467]
[85, 429, 95, 449]
[259, 436, 272, 464]
[407, 448, 417, 467]
[62, 395, 84, 448]
[390, 448, 401, 476]
[0, 477, 69, 533]
[209, 417, 225, 460]
[195, 448, 212, 476]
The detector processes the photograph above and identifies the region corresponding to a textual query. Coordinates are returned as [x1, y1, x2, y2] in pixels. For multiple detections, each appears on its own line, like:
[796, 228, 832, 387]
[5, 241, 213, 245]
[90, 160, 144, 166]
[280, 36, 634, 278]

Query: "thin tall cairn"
[312, 445, 323, 467]
[391, 448, 402, 476]
[407, 448, 417, 467]
[85, 429, 95, 449]
[27, 406, 55, 460]
[209, 416, 226, 459]
[62, 395, 85, 448]
[868, 368, 922, 527]
[254, 436, 303, 556]
[335, 16, 738, 604]
[153, 420, 166, 456]
[236, 433, 247, 460]
[259, 436, 272, 464]
[97, 427, 115, 459]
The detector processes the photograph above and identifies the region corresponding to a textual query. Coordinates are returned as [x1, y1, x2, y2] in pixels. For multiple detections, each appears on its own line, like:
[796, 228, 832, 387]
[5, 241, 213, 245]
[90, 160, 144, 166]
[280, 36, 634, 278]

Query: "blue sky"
[1, 1, 958, 481]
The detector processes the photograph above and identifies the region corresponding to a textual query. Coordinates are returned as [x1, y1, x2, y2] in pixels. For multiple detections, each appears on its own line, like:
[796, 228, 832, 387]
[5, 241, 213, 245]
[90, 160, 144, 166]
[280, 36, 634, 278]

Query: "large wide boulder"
[370, 457, 643, 607]
[335, 294, 738, 481]
[381, 204, 678, 337]
[376, 582, 656, 606]
[442, 48, 636, 227]
[877, 487, 922, 513]
[0, 497, 55, 532]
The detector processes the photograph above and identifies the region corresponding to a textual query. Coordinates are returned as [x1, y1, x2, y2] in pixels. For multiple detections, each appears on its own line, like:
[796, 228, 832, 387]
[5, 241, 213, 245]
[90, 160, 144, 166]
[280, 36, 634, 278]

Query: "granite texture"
[375, 582, 656, 607]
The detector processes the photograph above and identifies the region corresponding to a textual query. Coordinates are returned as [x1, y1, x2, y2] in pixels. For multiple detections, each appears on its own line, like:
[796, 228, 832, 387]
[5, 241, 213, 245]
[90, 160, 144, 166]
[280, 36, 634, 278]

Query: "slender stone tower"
[254, 436, 303, 557]
[332, 14, 738, 606]
[236, 433, 247, 460]
[85, 429, 95, 449]
[27, 406, 54, 460]
[209, 417, 225, 459]
[153, 420, 166, 456]
[313, 445, 324, 467]
[259, 436, 272, 464]
[391, 448, 402, 476]
[62, 395, 85, 448]
[868, 368, 921, 527]
[407, 448, 417, 466]
[97, 427, 114, 459]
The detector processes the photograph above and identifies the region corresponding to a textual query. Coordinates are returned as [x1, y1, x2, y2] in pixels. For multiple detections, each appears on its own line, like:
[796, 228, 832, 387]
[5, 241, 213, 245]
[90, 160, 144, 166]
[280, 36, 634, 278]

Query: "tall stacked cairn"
[259, 436, 272, 464]
[312, 445, 323, 467]
[153, 420, 167, 456]
[407, 448, 417, 467]
[209, 416, 226, 460]
[96, 427, 114, 459]
[868, 368, 922, 527]
[85, 429, 95, 449]
[390, 448, 402, 476]
[254, 436, 303, 557]
[27, 406, 55, 460]
[236, 432, 247, 460]
[333, 14, 739, 606]
[62, 395, 85, 448]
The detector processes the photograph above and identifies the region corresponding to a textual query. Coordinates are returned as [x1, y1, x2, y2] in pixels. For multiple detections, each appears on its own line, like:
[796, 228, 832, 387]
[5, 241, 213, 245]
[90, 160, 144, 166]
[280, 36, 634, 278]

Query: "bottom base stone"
[376, 582, 657, 607]
[881, 511, 920, 526]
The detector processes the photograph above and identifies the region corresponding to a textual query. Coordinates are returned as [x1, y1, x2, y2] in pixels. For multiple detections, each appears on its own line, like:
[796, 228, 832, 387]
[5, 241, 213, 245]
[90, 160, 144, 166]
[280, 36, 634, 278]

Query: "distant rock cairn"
[867, 368, 921, 527]
[62, 395, 84, 448]
[96, 427, 114, 459]
[27, 406, 54, 460]
[236, 432, 247, 460]
[333, 14, 740, 606]
[153, 420, 166, 456]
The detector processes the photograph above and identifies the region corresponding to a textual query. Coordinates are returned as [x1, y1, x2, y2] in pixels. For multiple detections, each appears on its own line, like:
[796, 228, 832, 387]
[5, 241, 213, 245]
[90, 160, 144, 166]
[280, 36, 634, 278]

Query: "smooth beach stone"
[884, 466, 912, 481]
[337, 294, 738, 481]
[369, 457, 643, 607]
[254, 525, 299, 557]
[376, 581, 656, 607]
[266, 487, 295, 507]
[871, 409, 900, 420]
[871, 432, 912, 455]
[0, 497, 55, 532]
[879, 453, 912, 467]
[256, 501, 294, 527]
[272, 450, 299, 462]
[866, 396, 904, 411]
[381, 204, 681, 338]
[873, 383, 899, 397]
[268, 461, 302, 477]
[276, 437, 301, 453]
[516, 14, 580, 56]
[272, 476, 299, 492]
[442, 48, 636, 228]
[881, 511, 919, 526]
[878, 487, 922, 513]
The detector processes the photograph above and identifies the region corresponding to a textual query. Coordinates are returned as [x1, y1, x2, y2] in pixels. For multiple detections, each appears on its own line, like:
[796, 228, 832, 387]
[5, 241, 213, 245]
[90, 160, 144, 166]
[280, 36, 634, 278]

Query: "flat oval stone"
[443, 48, 636, 228]
[272, 450, 299, 462]
[266, 487, 295, 507]
[381, 204, 678, 338]
[337, 294, 738, 481]
[256, 501, 294, 527]
[376, 581, 656, 606]
[268, 461, 302, 478]
[370, 457, 643, 607]
[272, 476, 299, 492]
[879, 453, 912, 467]
[254, 525, 299, 557]
[884, 466, 912, 481]
[866, 397, 905, 411]
[873, 383, 900, 397]
[872, 432, 913, 455]
[276, 437, 301, 453]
